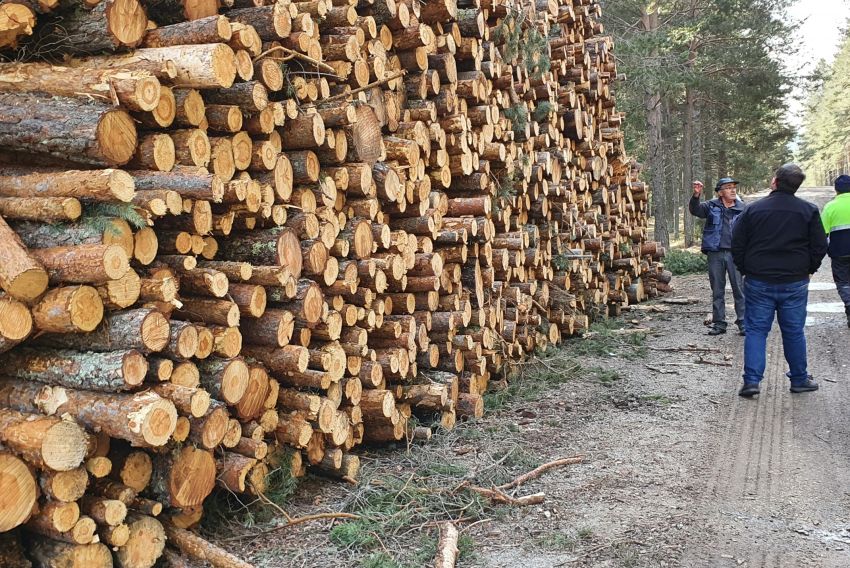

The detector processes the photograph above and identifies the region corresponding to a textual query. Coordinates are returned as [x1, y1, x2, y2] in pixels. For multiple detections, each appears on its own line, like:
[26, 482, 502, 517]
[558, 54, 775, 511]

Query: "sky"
[786, 0, 850, 129]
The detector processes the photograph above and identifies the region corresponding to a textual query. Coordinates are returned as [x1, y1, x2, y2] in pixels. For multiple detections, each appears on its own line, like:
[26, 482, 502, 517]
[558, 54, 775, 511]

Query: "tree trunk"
[24, 539, 112, 568]
[36, 307, 168, 352]
[0, 167, 134, 202]
[115, 513, 166, 568]
[163, 523, 254, 568]
[0, 63, 160, 111]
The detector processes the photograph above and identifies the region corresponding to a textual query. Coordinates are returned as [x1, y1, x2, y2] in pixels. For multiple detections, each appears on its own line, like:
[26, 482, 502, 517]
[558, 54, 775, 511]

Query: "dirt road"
[216, 187, 850, 568]
[680, 186, 850, 567]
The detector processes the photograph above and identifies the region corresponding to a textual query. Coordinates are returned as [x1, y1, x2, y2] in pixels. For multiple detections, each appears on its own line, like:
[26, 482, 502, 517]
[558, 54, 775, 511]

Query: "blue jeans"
[742, 277, 809, 385]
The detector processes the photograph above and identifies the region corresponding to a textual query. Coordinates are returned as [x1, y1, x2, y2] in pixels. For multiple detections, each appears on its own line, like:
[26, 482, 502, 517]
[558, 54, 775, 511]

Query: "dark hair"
[774, 163, 805, 193]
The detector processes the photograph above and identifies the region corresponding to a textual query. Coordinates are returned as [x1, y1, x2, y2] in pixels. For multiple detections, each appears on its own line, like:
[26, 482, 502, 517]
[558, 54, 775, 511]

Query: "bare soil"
[205, 187, 849, 568]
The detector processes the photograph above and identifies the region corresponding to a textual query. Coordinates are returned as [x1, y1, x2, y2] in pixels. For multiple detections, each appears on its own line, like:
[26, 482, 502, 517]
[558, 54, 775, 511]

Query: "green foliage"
[799, 33, 850, 185]
[533, 101, 554, 123]
[522, 26, 551, 80]
[503, 103, 529, 135]
[82, 203, 148, 231]
[664, 248, 708, 275]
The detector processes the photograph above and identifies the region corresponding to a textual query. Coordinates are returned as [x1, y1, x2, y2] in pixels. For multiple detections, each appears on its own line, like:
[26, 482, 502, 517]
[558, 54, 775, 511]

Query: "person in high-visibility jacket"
[822, 175, 850, 327]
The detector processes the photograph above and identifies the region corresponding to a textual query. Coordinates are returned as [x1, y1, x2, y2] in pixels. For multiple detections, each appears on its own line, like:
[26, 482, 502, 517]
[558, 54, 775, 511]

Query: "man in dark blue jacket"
[731, 164, 828, 397]
[689, 177, 746, 335]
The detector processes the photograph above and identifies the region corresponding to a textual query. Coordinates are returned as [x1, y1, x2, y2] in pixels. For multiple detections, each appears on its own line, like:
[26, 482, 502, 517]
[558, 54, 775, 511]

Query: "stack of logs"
[0, 0, 668, 565]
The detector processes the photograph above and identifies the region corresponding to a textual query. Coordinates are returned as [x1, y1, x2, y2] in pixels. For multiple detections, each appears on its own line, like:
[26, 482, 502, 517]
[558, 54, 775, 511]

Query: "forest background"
[601, 0, 850, 249]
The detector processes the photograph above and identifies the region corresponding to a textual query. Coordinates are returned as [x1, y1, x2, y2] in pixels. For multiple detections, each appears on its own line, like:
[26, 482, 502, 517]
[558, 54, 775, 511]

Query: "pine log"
[36, 307, 167, 352]
[152, 384, 210, 418]
[0, 380, 176, 447]
[0, 63, 160, 112]
[0, 167, 134, 203]
[74, 43, 237, 89]
[0, 93, 136, 166]
[3, 348, 147, 392]
[0, 214, 48, 301]
[187, 399, 228, 449]
[25, 539, 112, 568]
[0, 3, 35, 49]
[0, 197, 81, 222]
[164, 523, 254, 568]
[115, 513, 166, 568]
[0, 408, 89, 471]
[37, 0, 148, 55]
[195, 356, 249, 405]
[0, 452, 37, 531]
[147, 446, 215, 508]
[0, 294, 32, 353]
[142, 15, 231, 47]
[30, 243, 130, 285]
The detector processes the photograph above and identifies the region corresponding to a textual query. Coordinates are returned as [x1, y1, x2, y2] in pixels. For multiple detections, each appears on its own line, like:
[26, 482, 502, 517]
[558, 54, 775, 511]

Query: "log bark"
[0, 167, 134, 202]
[0, 63, 160, 111]
[148, 446, 215, 508]
[30, 243, 130, 285]
[164, 523, 254, 568]
[25, 539, 112, 568]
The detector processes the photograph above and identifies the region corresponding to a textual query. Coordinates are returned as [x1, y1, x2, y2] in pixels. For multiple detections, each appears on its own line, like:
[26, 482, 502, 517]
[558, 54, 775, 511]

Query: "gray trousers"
[831, 256, 850, 307]
[708, 250, 745, 329]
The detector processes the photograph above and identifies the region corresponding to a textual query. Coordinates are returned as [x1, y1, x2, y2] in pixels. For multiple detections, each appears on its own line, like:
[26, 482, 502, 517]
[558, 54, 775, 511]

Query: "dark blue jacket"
[689, 195, 746, 253]
[731, 191, 827, 283]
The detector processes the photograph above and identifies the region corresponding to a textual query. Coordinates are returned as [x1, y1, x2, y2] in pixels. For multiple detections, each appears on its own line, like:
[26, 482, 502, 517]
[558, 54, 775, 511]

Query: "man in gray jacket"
[689, 178, 746, 335]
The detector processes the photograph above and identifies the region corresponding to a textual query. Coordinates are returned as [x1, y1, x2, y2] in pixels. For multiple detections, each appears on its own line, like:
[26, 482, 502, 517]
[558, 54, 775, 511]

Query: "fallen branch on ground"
[645, 364, 679, 375]
[648, 346, 722, 354]
[495, 455, 584, 491]
[464, 484, 545, 506]
[434, 522, 459, 568]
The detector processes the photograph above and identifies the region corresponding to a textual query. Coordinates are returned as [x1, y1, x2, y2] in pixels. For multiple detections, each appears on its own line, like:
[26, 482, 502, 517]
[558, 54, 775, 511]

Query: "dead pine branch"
[495, 455, 585, 491]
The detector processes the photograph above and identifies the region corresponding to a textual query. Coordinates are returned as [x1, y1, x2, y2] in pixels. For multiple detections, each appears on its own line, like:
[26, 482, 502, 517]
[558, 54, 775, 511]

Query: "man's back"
[731, 191, 826, 283]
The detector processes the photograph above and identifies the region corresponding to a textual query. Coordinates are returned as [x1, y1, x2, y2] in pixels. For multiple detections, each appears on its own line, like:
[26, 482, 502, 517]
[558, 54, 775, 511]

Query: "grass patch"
[664, 249, 708, 275]
[590, 367, 622, 386]
[533, 531, 578, 551]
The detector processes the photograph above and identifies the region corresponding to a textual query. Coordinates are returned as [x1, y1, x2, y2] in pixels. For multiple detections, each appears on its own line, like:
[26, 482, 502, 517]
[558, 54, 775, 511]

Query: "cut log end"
[97, 110, 138, 166]
[0, 453, 37, 532]
[41, 420, 90, 472]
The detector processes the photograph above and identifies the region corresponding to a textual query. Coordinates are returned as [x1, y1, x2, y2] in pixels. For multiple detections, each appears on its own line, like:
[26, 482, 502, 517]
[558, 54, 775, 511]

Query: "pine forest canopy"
[799, 29, 850, 186]
[600, 0, 795, 247]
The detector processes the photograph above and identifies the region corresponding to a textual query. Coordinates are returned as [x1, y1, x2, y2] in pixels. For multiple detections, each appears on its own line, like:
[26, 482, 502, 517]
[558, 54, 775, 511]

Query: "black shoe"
[790, 377, 819, 393]
[739, 383, 760, 397]
[707, 327, 727, 336]
[737, 327, 746, 336]
[845, 307, 850, 329]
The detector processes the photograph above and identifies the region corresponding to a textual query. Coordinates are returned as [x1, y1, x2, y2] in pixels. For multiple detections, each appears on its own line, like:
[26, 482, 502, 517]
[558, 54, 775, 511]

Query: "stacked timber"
[0, 0, 665, 564]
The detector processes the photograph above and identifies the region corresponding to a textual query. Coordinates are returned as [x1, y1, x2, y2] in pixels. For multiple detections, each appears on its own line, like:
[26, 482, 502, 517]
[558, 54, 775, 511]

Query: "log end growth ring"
[42, 420, 89, 472]
[106, 0, 148, 47]
[98, 109, 137, 166]
[0, 295, 32, 340]
[69, 285, 104, 332]
[0, 453, 36, 532]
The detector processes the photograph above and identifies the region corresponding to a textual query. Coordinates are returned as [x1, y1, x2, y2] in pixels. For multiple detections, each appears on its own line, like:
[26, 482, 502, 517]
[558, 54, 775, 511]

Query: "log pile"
[0, 0, 667, 564]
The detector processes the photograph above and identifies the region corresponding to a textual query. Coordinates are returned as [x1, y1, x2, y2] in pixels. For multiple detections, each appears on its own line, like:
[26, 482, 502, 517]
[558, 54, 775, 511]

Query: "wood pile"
[0, 0, 667, 564]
